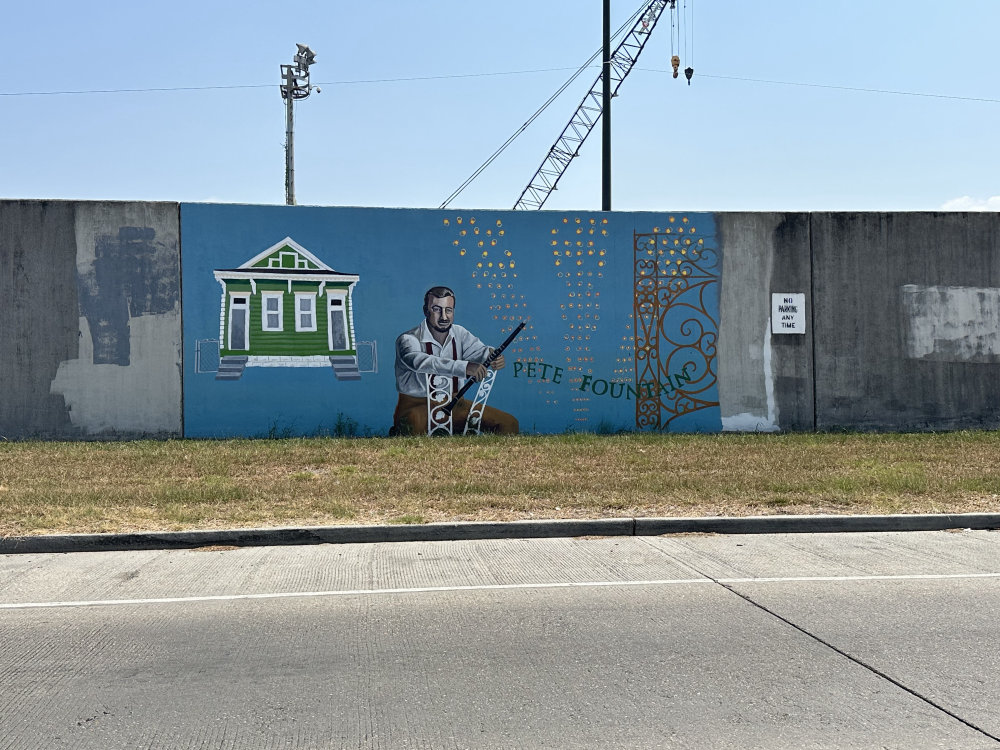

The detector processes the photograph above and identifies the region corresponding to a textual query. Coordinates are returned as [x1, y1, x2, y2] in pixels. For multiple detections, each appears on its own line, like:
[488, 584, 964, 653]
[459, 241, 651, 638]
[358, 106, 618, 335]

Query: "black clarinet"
[443, 321, 526, 413]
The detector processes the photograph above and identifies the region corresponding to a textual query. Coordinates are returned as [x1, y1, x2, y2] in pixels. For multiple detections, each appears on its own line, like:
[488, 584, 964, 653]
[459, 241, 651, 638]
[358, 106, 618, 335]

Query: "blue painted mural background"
[181, 204, 721, 437]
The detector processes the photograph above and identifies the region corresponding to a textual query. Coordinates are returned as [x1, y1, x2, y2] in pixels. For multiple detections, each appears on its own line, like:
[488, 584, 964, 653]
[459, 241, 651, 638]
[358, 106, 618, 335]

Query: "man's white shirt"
[394, 320, 491, 397]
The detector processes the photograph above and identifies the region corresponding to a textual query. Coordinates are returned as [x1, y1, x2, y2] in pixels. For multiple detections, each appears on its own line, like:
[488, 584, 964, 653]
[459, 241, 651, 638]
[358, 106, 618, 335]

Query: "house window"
[296, 293, 317, 332]
[262, 292, 283, 331]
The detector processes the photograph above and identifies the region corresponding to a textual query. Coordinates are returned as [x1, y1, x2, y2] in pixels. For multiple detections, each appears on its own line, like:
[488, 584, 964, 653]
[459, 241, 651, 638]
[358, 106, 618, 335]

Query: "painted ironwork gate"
[633, 222, 720, 429]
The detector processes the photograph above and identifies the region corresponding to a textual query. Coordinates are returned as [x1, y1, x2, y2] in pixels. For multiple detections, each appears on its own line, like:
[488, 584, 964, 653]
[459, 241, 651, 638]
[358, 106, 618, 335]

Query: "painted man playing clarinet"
[393, 286, 519, 436]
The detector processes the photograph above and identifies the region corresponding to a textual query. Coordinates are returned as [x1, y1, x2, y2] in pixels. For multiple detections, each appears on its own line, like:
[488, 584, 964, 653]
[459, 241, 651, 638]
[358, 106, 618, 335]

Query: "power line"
[4, 66, 999, 106]
[643, 68, 1000, 104]
[328, 67, 582, 86]
[0, 83, 270, 96]
[0, 67, 582, 97]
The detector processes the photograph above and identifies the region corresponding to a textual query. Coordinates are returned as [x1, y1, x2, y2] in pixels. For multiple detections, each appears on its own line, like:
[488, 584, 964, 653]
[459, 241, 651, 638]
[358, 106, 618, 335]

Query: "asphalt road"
[2, 530, 999, 749]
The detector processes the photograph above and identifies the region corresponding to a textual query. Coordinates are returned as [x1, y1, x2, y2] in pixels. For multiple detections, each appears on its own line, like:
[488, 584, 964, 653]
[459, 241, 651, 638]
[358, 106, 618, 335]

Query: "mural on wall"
[180, 204, 721, 438]
[633, 223, 720, 429]
[391, 284, 521, 437]
[212, 237, 361, 381]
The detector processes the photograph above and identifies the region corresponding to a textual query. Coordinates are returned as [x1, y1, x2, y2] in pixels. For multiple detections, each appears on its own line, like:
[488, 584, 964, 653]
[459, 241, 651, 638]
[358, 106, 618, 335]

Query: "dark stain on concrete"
[78, 226, 179, 366]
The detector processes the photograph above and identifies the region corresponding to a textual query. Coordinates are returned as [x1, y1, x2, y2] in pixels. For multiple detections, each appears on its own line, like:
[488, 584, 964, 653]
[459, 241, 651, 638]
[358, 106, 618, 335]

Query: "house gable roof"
[214, 237, 359, 283]
[241, 237, 329, 272]
[215, 237, 358, 281]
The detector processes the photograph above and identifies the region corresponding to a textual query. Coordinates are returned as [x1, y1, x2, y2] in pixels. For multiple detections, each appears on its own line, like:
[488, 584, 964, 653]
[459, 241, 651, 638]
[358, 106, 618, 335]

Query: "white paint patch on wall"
[901, 285, 1000, 363]
[50, 308, 182, 435]
[722, 321, 779, 432]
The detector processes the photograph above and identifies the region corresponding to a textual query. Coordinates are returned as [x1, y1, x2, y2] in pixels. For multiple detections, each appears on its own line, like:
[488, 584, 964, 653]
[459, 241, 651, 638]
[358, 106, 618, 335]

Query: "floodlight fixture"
[295, 44, 317, 68]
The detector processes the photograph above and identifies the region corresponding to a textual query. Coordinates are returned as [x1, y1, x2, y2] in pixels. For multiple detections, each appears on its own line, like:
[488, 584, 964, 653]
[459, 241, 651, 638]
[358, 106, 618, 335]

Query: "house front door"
[228, 295, 250, 351]
[328, 296, 347, 351]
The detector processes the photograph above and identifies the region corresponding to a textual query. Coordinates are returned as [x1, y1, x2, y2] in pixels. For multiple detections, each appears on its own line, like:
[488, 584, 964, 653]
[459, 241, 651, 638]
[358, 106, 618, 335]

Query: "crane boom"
[514, 0, 670, 210]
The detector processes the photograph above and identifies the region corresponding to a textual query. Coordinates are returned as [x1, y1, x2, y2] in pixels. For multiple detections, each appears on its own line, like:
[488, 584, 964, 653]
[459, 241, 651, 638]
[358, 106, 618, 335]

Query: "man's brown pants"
[392, 393, 519, 436]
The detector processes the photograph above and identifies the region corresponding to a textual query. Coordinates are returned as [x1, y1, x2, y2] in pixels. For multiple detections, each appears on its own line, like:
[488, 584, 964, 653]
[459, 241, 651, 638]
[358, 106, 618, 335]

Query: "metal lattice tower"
[514, 1, 670, 210]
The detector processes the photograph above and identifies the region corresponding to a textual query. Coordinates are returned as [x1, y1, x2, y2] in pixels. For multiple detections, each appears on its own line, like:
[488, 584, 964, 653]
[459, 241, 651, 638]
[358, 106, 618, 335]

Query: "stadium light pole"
[280, 44, 318, 206]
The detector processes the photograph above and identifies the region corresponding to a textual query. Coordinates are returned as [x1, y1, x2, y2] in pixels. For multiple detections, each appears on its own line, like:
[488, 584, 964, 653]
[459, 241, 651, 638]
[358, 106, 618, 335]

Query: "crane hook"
[684, 66, 694, 85]
[671, 55, 680, 79]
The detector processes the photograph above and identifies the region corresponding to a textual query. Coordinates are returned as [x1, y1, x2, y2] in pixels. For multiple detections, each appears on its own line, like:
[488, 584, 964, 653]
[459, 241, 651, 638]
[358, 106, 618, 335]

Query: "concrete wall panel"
[717, 213, 814, 431]
[0, 201, 81, 438]
[0, 200, 181, 439]
[812, 212, 1000, 430]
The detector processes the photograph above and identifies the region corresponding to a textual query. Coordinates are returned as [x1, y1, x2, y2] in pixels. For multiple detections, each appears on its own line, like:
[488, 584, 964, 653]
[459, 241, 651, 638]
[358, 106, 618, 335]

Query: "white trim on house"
[213, 269, 359, 286]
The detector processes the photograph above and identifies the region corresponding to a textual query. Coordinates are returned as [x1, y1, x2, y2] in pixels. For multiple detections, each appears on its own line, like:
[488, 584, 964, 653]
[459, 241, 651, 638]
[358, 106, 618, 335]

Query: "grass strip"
[1, 432, 999, 536]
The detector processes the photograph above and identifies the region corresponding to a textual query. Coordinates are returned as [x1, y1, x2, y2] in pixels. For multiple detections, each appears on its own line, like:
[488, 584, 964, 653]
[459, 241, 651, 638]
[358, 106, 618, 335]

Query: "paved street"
[2, 530, 999, 749]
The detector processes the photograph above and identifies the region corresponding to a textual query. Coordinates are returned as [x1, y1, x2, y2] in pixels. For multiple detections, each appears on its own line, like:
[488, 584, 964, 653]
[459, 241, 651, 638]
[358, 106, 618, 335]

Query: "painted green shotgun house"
[212, 237, 361, 381]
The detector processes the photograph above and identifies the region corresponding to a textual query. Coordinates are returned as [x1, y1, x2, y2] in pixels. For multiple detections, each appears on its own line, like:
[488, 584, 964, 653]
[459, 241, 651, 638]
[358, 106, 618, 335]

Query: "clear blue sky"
[3, 1, 998, 212]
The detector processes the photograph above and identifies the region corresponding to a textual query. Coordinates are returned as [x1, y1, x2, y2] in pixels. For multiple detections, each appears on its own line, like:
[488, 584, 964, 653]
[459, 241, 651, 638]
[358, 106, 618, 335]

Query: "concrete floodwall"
[0, 201, 181, 439]
[812, 212, 1000, 430]
[2, 201, 998, 438]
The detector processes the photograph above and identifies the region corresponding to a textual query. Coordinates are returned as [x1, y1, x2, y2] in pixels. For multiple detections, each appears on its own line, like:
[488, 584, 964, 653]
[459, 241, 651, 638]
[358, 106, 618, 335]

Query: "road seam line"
[715, 580, 1000, 744]
[634, 537, 1000, 743]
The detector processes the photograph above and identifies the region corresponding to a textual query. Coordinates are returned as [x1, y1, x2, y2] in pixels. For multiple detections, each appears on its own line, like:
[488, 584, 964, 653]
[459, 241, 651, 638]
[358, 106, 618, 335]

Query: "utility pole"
[602, 0, 612, 211]
[280, 44, 318, 206]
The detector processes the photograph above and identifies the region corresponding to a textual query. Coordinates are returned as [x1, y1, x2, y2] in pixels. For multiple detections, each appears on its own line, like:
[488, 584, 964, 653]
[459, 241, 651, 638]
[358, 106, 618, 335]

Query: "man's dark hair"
[423, 286, 456, 314]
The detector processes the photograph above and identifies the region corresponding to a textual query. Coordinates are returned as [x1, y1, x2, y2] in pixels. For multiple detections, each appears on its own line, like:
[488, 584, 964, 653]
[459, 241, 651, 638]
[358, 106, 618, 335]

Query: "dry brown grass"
[2, 431, 999, 536]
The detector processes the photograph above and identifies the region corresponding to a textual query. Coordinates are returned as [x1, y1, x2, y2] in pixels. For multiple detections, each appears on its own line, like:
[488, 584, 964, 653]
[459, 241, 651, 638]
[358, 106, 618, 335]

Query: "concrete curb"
[2, 513, 999, 555]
